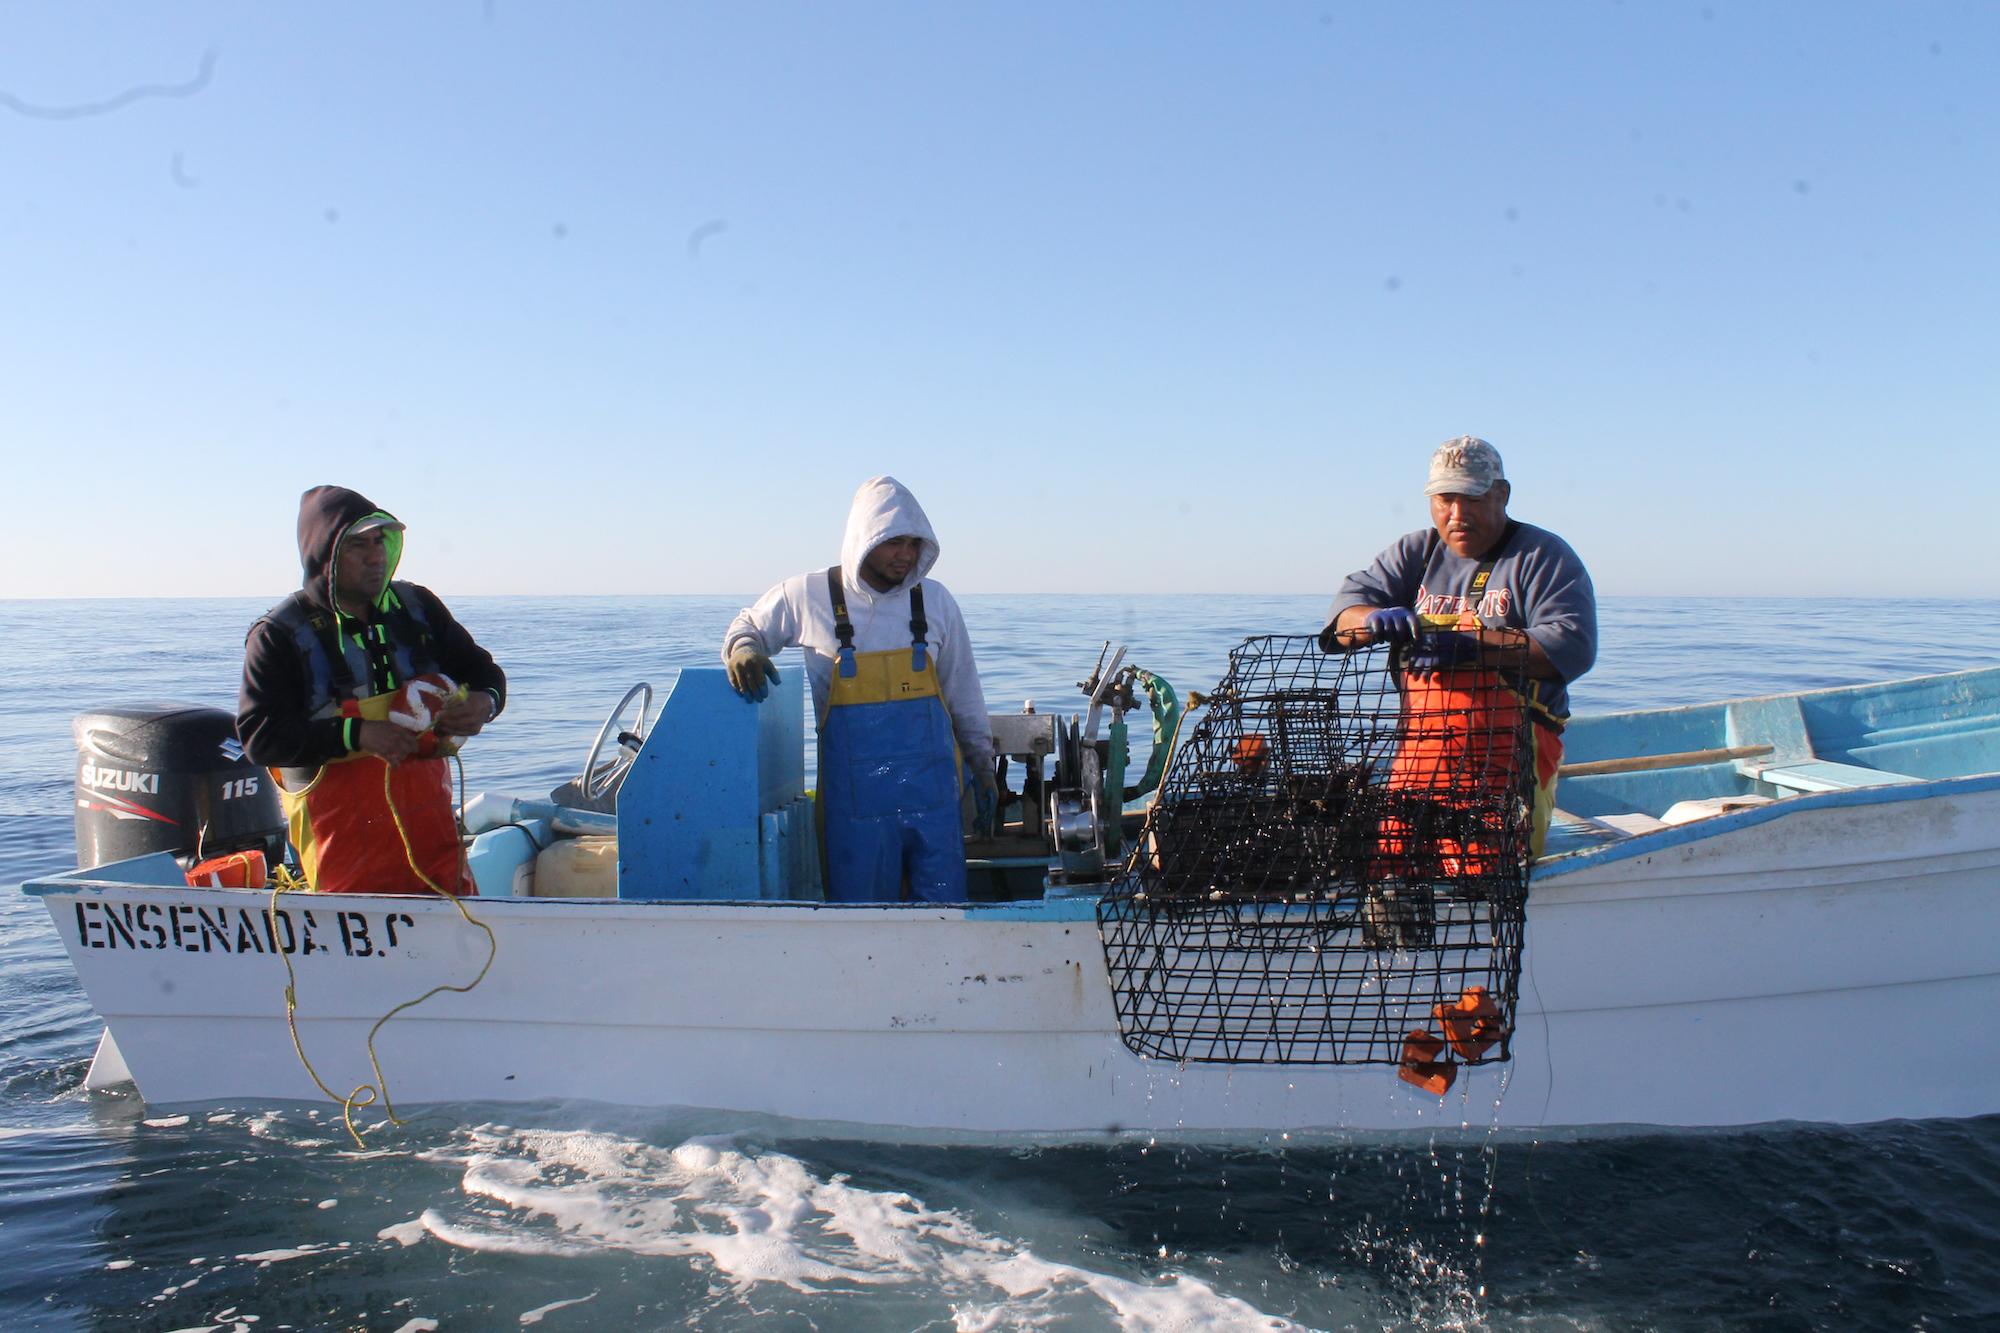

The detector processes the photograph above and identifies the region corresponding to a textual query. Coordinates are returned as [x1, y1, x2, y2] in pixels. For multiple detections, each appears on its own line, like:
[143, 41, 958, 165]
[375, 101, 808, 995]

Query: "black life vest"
[262, 582, 440, 719]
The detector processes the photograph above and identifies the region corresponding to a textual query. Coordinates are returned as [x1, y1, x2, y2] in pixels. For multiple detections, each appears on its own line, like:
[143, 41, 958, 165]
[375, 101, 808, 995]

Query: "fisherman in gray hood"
[723, 476, 996, 902]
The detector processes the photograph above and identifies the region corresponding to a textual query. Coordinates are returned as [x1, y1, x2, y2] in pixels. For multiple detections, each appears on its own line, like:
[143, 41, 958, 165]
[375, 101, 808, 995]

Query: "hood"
[296, 484, 404, 614]
[838, 475, 940, 597]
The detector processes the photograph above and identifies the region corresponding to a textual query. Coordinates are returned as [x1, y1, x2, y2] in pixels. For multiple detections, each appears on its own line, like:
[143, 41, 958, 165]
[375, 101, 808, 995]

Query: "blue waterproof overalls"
[818, 567, 968, 903]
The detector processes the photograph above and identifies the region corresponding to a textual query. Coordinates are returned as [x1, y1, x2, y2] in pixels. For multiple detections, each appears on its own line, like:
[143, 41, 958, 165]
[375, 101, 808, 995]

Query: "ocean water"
[4, 593, 2000, 1332]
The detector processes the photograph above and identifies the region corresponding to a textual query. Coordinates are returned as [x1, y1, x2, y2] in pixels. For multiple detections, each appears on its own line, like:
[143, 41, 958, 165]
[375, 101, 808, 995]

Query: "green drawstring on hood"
[330, 517, 406, 656]
[292, 486, 408, 655]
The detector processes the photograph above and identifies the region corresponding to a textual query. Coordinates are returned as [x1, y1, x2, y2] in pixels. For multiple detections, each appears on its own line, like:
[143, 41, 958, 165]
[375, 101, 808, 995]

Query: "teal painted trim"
[1563, 665, 2000, 767]
[19, 867, 1105, 921]
[959, 895, 1102, 921]
[22, 852, 187, 895]
[1533, 770, 2000, 881]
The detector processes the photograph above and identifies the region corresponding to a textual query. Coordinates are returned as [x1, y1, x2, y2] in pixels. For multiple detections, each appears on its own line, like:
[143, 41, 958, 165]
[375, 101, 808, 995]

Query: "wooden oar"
[1559, 744, 1772, 778]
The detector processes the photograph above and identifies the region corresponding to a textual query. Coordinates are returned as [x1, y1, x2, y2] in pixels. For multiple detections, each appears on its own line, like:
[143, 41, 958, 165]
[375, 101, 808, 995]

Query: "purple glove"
[1405, 631, 1481, 677]
[1364, 607, 1422, 645]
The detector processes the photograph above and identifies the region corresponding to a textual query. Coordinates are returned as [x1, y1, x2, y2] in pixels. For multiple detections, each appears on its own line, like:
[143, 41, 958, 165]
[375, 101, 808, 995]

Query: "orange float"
[1433, 986, 1502, 1061]
[184, 848, 268, 890]
[1397, 1028, 1456, 1095]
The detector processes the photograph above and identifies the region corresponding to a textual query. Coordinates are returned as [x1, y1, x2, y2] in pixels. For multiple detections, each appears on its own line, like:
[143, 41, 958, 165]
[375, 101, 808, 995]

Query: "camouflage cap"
[1424, 436, 1505, 497]
[347, 511, 406, 535]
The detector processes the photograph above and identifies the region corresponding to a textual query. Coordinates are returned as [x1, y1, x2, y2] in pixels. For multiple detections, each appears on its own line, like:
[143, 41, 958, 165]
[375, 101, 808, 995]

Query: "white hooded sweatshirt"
[723, 476, 994, 769]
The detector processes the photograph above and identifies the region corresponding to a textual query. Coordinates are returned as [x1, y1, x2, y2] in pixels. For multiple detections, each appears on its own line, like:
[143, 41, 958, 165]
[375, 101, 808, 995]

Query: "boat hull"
[27, 777, 2000, 1136]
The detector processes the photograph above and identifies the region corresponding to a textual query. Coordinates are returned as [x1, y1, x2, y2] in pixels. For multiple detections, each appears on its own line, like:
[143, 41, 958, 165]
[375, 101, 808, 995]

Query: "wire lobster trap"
[1098, 634, 1535, 1069]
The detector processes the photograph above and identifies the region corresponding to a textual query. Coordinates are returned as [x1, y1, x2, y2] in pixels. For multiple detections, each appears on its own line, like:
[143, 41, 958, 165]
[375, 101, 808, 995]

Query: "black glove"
[1405, 631, 1481, 678]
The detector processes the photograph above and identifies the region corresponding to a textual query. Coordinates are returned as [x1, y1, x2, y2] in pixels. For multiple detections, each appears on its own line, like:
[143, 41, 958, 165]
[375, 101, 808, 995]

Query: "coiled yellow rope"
[267, 749, 497, 1149]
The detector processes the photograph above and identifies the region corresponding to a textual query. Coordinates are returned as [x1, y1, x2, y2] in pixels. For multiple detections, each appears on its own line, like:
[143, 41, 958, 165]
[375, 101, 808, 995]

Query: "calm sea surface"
[4, 594, 2000, 1331]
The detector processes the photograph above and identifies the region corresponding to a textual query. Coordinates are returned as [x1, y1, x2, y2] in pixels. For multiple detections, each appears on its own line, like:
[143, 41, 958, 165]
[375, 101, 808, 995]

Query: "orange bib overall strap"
[817, 567, 967, 904]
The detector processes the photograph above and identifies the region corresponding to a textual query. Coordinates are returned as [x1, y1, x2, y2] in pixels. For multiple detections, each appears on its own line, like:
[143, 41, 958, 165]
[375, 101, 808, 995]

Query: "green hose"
[1122, 668, 1182, 802]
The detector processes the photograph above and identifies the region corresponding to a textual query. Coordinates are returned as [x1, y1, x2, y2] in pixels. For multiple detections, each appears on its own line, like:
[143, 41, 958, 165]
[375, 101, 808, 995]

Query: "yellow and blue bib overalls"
[819, 567, 968, 903]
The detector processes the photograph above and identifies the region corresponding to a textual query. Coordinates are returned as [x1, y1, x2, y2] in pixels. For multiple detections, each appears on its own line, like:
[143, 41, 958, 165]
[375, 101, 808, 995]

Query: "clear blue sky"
[4, 2, 1994, 599]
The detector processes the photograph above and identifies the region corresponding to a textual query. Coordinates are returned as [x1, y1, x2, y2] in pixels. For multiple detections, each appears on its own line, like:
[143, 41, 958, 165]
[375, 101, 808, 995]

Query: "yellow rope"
[361, 750, 496, 1131]
[267, 866, 362, 1108]
[269, 747, 496, 1149]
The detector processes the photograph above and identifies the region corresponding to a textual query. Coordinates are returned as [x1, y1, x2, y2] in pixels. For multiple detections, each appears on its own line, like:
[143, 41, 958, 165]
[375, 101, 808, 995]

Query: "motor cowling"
[72, 704, 285, 871]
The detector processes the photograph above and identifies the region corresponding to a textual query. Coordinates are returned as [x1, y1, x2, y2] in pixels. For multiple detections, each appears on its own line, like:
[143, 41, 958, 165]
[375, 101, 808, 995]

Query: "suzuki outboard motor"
[73, 704, 285, 871]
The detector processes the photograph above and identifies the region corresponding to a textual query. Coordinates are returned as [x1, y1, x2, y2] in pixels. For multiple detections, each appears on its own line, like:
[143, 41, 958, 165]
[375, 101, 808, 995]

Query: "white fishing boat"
[23, 643, 2000, 1138]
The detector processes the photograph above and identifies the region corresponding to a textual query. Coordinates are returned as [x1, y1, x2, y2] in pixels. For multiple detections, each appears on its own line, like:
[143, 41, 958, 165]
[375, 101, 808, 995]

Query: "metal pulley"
[1045, 643, 1134, 884]
[1050, 741, 1106, 880]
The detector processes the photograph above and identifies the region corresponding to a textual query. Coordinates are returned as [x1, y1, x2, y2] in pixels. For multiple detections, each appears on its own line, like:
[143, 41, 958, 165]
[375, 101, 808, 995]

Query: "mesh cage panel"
[1098, 635, 1534, 1066]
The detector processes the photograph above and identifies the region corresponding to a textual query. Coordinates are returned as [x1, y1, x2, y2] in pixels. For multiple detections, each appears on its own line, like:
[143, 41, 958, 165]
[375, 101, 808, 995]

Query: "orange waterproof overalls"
[1377, 559, 1566, 873]
[268, 593, 473, 896]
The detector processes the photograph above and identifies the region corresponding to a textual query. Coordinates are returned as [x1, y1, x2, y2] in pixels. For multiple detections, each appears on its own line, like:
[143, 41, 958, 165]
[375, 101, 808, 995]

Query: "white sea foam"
[241, 1111, 332, 1148]
[378, 1220, 428, 1248]
[519, 1293, 597, 1324]
[412, 1125, 1298, 1330]
[235, 1243, 345, 1266]
[143, 1115, 191, 1128]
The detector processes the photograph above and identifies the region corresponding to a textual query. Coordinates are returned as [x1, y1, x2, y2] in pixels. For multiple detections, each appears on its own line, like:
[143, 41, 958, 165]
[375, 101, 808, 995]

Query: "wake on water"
[406, 1124, 1305, 1330]
[65, 1097, 1519, 1331]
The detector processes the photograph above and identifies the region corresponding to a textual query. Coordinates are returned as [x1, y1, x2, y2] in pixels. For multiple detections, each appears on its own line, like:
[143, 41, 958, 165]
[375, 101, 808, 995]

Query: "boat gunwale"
[1563, 662, 2000, 729]
[27, 772, 2000, 903]
[18, 861, 1108, 921]
[1532, 768, 2000, 879]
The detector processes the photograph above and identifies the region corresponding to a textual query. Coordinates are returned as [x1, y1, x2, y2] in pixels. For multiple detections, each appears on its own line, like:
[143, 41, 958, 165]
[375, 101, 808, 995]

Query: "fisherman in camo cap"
[1320, 436, 1597, 855]
[238, 486, 506, 895]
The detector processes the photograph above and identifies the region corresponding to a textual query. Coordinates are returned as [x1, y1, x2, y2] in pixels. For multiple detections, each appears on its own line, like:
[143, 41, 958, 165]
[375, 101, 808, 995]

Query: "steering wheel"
[581, 682, 652, 803]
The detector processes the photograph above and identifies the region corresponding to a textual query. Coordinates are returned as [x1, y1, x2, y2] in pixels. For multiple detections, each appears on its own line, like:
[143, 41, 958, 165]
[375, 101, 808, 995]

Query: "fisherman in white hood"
[723, 476, 997, 902]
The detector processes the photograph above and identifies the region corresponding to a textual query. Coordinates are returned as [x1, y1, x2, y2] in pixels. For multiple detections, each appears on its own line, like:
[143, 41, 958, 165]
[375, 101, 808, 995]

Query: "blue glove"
[1364, 607, 1422, 645]
[1405, 631, 1481, 677]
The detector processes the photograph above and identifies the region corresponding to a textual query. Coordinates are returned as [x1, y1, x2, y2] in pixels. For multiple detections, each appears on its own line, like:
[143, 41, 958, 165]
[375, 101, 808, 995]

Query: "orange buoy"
[1397, 1028, 1456, 1095]
[1433, 986, 1502, 1061]
[185, 848, 268, 890]
[1232, 734, 1270, 778]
